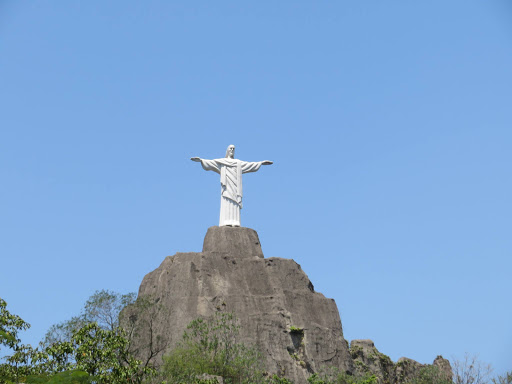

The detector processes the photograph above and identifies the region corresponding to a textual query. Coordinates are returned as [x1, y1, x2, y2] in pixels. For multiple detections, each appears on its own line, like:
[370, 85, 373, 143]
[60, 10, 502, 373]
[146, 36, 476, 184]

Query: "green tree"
[70, 322, 155, 383]
[0, 298, 30, 352]
[161, 312, 267, 384]
[3, 322, 156, 384]
[0, 297, 33, 383]
[83, 290, 136, 331]
[43, 290, 136, 346]
[1, 294, 157, 384]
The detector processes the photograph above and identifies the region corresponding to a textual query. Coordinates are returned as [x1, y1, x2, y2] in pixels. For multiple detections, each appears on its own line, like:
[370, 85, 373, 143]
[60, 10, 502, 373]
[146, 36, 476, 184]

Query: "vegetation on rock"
[160, 312, 290, 384]
[289, 327, 304, 335]
[2, 293, 510, 384]
[405, 365, 452, 384]
[306, 366, 377, 384]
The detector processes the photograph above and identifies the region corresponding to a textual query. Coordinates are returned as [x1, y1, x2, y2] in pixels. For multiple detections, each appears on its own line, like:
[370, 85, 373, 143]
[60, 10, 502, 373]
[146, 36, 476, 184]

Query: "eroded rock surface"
[350, 339, 396, 383]
[433, 356, 453, 382]
[350, 339, 452, 384]
[123, 227, 452, 383]
[123, 226, 353, 384]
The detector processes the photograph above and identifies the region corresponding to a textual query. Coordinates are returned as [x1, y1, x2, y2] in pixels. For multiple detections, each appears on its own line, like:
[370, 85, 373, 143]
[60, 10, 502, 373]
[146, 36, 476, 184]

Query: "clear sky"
[1, 1, 511, 376]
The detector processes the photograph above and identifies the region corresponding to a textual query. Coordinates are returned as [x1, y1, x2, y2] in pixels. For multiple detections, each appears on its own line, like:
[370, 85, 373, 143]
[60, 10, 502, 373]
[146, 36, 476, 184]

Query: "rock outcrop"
[433, 355, 453, 381]
[350, 339, 396, 383]
[350, 339, 452, 384]
[123, 226, 353, 384]
[123, 226, 451, 384]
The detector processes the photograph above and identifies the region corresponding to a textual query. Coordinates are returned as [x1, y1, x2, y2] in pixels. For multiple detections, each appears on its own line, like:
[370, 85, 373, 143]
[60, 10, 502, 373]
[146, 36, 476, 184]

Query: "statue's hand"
[190, 157, 201, 162]
[262, 160, 273, 165]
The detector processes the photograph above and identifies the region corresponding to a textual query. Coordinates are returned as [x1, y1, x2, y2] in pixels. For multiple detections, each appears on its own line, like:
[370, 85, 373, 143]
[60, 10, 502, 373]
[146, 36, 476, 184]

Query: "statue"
[191, 145, 273, 227]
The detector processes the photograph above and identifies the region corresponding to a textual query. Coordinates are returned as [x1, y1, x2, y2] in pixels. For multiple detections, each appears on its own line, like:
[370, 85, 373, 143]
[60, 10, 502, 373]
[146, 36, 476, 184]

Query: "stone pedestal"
[202, 226, 264, 258]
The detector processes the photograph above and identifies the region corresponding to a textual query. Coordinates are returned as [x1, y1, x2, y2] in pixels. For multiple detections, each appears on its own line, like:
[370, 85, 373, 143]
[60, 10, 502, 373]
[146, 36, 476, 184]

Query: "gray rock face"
[350, 339, 396, 383]
[395, 357, 424, 383]
[350, 339, 452, 384]
[123, 226, 451, 383]
[124, 226, 353, 384]
[433, 356, 453, 381]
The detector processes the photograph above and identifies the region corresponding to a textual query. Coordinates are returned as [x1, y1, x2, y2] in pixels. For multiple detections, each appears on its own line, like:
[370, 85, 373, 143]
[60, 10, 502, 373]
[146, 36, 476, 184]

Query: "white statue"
[191, 145, 273, 227]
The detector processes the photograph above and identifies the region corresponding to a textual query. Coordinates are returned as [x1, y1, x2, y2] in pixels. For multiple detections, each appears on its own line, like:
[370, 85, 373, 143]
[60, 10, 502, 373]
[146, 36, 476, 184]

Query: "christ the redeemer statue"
[191, 145, 273, 227]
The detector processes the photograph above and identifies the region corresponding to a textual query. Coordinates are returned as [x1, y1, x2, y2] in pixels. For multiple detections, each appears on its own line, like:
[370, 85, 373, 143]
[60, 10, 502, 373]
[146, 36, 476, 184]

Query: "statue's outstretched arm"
[241, 160, 273, 174]
[192, 157, 221, 174]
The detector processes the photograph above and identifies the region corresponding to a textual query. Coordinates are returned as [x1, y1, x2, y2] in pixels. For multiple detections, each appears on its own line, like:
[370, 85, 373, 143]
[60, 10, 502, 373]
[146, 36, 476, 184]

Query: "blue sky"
[1, 1, 511, 376]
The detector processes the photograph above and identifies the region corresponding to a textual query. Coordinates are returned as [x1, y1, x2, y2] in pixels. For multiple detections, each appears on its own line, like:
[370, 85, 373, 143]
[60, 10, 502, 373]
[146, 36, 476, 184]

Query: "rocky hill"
[122, 226, 451, 384]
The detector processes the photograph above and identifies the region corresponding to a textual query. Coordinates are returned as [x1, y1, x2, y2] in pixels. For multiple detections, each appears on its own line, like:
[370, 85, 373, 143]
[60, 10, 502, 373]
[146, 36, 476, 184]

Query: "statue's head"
[225, 145, 235, 159]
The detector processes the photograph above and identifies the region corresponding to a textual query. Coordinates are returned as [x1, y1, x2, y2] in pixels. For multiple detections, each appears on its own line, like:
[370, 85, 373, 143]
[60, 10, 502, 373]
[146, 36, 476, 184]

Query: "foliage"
[265, 374, 294, 384]
[2, 323, 156, 383]
[84, 290, 136, 331]
[0, 298, 30, 352]
[307, 367, 377, 384]
[1, 343, 46, 382]
[43, 316, 88, 350]
[1, 293, 157, 384]
[43, 290, 136, 346]
[0, 298, 34, 383]
[289, 326, 304, 335]
[25, 370, 94, 384]
[70, 322, 155, 383]
[40, 290, 166, 378]
[406, 365, 452, 384]
[161, 312, 266, 384]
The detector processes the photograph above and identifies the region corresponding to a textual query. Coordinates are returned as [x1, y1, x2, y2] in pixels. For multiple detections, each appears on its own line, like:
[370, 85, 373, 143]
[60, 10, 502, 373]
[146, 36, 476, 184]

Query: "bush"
[307, 367, 377, 384]
[406, 365, 452, 384]
[161, 312, 267, 384]
[25, 370, 94, 384]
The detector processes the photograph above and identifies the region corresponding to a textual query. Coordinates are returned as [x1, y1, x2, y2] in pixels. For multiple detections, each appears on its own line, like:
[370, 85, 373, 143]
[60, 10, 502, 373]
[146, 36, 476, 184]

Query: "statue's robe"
[199, 158, 264, 226]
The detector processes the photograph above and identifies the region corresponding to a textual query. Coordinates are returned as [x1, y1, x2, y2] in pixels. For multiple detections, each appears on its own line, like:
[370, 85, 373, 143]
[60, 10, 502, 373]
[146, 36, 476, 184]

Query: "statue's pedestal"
[202, 226, 263, 258]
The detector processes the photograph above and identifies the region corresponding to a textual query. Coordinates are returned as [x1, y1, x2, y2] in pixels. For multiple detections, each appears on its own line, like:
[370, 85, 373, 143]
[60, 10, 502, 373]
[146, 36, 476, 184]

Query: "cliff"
[122, 226, 450, 384]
